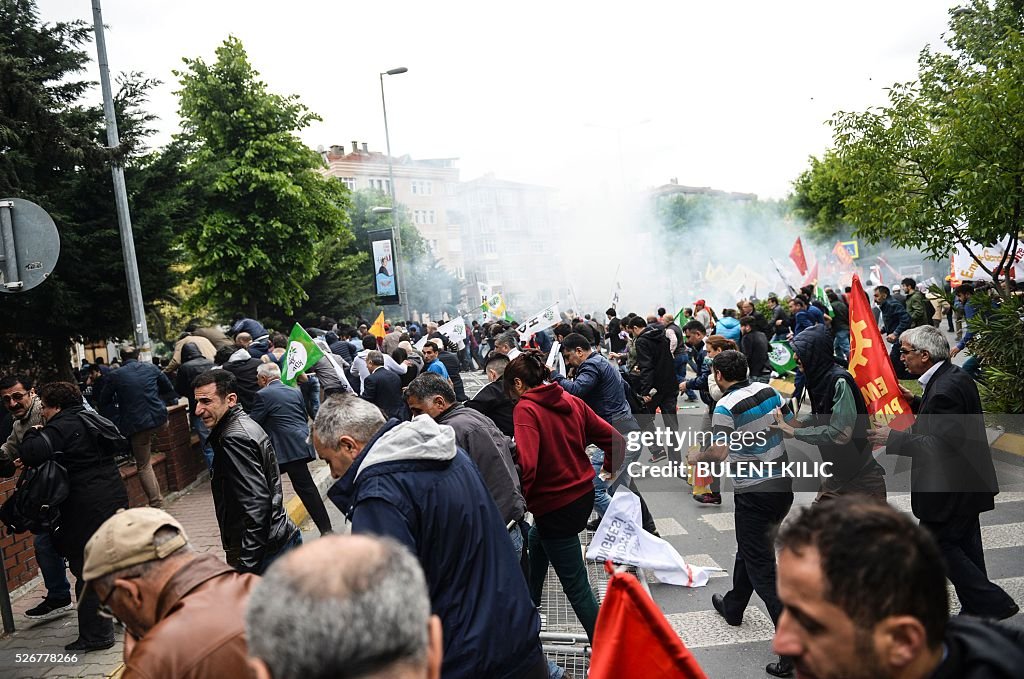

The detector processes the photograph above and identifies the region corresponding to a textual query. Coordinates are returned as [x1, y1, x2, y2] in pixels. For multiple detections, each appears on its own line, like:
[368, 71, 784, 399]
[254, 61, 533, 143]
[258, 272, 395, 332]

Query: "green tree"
[0, 1, 183, 379]
[175, 36, 352, 319]
[805, 1, 1024, 289]
[789, 151, 854, 243]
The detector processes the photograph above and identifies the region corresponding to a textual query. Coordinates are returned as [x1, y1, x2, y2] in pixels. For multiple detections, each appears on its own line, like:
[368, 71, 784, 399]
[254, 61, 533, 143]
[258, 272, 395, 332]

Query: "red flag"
[847, 275, 914, 431]
[833, 241, 855, 267]
[789, 237, 808, 276]
[589, 563, 708, 679]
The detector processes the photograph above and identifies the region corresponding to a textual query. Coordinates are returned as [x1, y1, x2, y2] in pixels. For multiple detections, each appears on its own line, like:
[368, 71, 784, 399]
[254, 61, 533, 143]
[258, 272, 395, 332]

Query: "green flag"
[768, 340, 797, 375]
[815, 284, 834, 315]
[282, 323, 324, 386]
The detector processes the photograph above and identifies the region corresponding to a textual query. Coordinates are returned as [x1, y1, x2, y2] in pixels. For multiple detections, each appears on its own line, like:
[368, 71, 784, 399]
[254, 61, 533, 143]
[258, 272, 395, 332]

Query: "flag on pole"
[481, 292, 513, 321]
[815, 284, 833, 315]
[847, 274, 915, 430]
[368, 311, 386, 339]
[768, 341, 798, 375]
[790, 237, 808, 276]
[833, 241, 855, 267]
[589, 562, 709, 679]
[610, 280, 622, 311]
[769, 257, 798, 295]
[517, 302, 561, 338]
[477, 281, 493, 306]
[802, 259, 819, 288]
[282, 324, 325, 386]
[436, 316, 467, 348]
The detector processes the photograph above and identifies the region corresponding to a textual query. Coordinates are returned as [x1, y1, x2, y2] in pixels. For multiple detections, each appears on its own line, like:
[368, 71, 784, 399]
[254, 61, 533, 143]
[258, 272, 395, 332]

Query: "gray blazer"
[250, 379, 315, 465]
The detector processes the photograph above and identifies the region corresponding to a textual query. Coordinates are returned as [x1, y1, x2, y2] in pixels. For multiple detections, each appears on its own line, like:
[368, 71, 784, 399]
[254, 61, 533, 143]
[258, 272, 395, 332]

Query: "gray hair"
[366, 350, 384, 367]
[900, 325, 950, 362]
[313, 394, 385, 447]
[246, 535, 431, 679]
[405, 372, 455, 405]
[494, 331, 518, 350]
[256, 362, 281, 380]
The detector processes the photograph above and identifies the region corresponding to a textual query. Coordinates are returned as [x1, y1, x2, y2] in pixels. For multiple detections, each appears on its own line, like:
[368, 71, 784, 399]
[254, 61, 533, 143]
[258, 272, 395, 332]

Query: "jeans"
[528, 525, 599, 640]
[256, 530, 303, 575]
[833, 329, 850, 363]
[673, 354, 697, 400]
[192, 416, 215, 471]
[509, 522, 524, 560]
[34, 531, 71, 601]
[279, 459, 333, 535]
[921, 513, 1017, 617]
[721, 490, 794, 627]
[130, 426, 164, 507]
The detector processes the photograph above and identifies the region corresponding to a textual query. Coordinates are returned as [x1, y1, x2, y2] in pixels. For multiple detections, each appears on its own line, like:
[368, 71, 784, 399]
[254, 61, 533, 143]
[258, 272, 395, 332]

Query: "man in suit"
[868, 325, 1018, 620]
[251, 363, 333, 536]
[361, 351, 408, 421]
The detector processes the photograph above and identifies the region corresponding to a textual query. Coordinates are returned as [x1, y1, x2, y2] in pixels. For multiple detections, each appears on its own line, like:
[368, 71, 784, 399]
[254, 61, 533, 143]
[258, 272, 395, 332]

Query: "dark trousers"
[721, 491, 794, 626]
[67, 552, 114, 644]
[921, 513, 1017, 617]
[279, 459, 333, 535]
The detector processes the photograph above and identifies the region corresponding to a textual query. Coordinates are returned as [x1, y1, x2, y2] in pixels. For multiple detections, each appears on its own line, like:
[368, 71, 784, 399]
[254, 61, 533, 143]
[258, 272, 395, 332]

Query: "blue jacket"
[879, 297, 912, 338]
[554, 352, 632, 424]
[328, 416, 543, 679]
[716, 316, 741, 341]
[792, 309, 815, 335]
[99, 359, 176, 436]
[249, 379, 315, 465]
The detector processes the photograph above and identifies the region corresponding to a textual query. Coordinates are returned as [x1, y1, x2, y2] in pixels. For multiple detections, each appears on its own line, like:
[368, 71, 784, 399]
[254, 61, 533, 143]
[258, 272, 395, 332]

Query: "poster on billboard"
[368, 228, 400, 305]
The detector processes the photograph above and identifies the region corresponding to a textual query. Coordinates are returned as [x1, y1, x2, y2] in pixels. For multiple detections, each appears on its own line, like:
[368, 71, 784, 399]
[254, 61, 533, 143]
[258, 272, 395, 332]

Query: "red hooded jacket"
[513, 382, 624, 517]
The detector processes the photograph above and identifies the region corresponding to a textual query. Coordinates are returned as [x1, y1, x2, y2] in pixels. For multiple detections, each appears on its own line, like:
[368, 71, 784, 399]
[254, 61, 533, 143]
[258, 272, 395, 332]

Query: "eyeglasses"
[1, 393, 27, 403]
[898, 348, 921, 355]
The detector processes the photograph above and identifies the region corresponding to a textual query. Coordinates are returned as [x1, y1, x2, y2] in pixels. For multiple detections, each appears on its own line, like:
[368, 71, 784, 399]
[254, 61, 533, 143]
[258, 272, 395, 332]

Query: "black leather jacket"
[209, 405, 296, 572]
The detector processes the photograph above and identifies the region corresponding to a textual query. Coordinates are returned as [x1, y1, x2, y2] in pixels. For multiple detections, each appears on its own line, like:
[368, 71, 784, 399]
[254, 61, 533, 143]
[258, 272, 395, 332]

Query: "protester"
[606, 307, 627, 356]
[465, 353, 515, 437]
[715, 308, 742, 341]
[506, 352, 625, 641]
[774, 497, 1024, 679]
[738, 299, 770, 336]
[688, 351, 795, 677]
[194, 370, 301, 574]
[215, 344, 263, 413]
[246, 534, 443, 679]
[83, 508, 257, 677]
[351, 334, 409, 393]
[175, 342, 216, 471]
[683, 335, 737, 505]
[230, 317, 270, 359]
[739, 316, 770, 382]
[902, 277, 931, 328]
[163, 331, 217, 375]
[950, 282, 982, 379]
[312, 395, 546, 679]
[18, 382, 129, 652]
[874, 285, 913, 380]
[252, 363, 334, 536]
[0, 374, 73, 620]
[361, 350, 409, 421]
[867, 325, 1017, 620]
[766, 294, 789, 341]
[626, 315, 679, 447]
[434, 339, 468, 401]
[99, 346, 175, 508]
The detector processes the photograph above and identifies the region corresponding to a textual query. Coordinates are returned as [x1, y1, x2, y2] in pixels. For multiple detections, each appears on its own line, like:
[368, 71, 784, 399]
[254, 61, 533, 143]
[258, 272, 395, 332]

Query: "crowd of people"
[0, 277, 1020, 677]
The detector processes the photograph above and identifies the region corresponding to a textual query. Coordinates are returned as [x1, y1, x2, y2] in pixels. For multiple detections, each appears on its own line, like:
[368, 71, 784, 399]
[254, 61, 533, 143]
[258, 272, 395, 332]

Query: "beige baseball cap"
[83, 507, 189, 583]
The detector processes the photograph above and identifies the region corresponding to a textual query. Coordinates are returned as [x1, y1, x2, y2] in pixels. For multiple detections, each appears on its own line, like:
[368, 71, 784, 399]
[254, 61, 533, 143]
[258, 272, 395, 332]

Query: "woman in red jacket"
[506, 352, 624, 641]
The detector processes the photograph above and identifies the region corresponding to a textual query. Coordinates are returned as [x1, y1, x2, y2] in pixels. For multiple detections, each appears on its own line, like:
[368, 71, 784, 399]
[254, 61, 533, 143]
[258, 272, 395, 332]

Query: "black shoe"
[24, 597, 73, 620]
[766, 657, 795, 677]
[650, 450, 668, 463]
[693, 492, 723, 506]
[587, 517, 602, 531]
[64, 638, 116, 652]
[712, 593, 742, 626]
[995, 603, 1020, 620]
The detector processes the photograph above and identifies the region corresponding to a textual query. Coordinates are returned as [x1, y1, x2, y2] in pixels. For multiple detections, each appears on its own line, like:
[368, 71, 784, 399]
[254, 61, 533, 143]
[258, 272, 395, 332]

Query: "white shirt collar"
[918, 360, 946, 389]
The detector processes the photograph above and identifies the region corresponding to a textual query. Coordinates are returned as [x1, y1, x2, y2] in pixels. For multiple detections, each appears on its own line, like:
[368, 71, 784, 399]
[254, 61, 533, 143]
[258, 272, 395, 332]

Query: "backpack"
[78, 410, 130, 458]
[0, 431, 70, 534]
[922, 295, 936, 321]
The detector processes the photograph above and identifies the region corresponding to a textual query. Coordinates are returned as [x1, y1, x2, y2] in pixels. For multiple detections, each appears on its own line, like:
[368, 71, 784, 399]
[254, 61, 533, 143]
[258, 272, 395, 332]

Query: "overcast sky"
[42, 0, 957, 200]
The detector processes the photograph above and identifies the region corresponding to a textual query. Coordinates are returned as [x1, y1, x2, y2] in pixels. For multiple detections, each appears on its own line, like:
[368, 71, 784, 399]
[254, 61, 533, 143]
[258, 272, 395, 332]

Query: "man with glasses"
[83, 507, 258, 677]
[0, 374, 73, 621]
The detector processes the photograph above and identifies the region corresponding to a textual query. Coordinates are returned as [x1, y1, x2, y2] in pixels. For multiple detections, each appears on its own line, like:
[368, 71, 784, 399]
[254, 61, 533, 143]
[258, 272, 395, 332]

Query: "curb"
[284, 463, 334, 528]
[991, 431, 1024, 458]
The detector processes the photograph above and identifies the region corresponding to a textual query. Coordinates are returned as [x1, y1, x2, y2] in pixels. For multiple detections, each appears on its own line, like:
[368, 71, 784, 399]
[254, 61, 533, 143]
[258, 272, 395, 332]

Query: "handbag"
[0, 430, 71, 534]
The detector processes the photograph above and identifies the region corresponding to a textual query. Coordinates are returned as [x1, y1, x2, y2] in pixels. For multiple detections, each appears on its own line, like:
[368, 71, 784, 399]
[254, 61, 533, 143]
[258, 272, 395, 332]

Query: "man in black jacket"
[194, 370, 300, 574]
[361, 351, 408, 421]
[774, 497, 1024, 679]
[874, 285, 913, 379]
[626, 315, 679, 462]
[465, 353, 515, 436]
[739, 316, 771, 382]
[176, 342, 216, 470]
[433, 339, 467, 401]
[214, 345, 262, 413]
[868, 325, 1017, 620]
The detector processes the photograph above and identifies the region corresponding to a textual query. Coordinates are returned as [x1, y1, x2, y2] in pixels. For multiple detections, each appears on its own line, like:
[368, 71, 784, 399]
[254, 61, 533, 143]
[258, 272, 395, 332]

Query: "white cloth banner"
[952, 237, 1024, 281]
[415, 316, 466, 351]
[586, 488, 724, 587]
[517, 302, 561, 338]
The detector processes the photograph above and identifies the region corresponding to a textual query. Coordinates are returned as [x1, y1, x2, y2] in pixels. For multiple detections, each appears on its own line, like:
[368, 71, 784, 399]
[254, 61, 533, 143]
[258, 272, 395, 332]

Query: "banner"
[589, 563, 709, 679]
[586, 489, 724, 587]
[833, 240, 855, 267]
[476, 281, 493, 306]
[847, 274, 914, 430]
[609, 280, 621, 310]
[814, 284, 833, 315]
[437, 316, 467, 349]
[516, 302, 560, 338]
[367, 228, 399, 306]
[368, 311, 386, 339]
[768, 340, 797, 375]
[282, 324, 325, 386]
[790, 237, 808, 276]
[952, 236, 1024, 282]
[481, 292, 514, 321]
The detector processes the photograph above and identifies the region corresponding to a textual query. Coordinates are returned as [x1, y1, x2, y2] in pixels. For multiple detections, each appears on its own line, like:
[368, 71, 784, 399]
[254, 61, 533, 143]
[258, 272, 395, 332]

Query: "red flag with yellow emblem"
[847, 275, 914, 431]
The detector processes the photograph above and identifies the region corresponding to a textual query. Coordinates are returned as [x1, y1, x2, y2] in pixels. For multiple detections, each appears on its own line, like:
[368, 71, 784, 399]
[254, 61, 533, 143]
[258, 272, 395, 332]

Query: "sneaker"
[650, 450, 668, 463]
[693, 492, 722, 506]
[64, 638, 116, 652]
[25, 597, 73, 620]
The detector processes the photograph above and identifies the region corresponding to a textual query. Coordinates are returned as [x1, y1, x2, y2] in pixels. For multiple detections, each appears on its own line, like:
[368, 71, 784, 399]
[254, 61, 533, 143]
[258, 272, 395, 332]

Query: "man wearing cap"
[84, 508, 257, 678]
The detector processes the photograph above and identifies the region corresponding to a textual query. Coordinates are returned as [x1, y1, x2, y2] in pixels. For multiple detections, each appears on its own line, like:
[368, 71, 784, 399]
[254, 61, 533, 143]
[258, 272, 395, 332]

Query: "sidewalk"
[0, 461, 333, 679]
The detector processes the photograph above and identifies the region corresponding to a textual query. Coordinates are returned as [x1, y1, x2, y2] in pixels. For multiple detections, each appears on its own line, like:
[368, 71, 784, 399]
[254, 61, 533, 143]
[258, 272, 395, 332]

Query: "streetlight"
[380, 66, 409, 321]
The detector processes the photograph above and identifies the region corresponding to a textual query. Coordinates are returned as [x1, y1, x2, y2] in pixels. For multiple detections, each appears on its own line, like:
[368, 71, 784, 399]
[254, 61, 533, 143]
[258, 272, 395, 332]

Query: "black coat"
[465, 379, 515, 437]
[740, 329, 770, 377]
[361, 367, 408, 421]
[221, 357, 262, 413]
[99, 359, 177, 436]
[438, 351, 466, 401]
[633, 326, 678, 396]
[19, 405, 128, 558]
[887, 362, 998, 522]
[176, 342, 215, 417]
[250, 380, 315, 465]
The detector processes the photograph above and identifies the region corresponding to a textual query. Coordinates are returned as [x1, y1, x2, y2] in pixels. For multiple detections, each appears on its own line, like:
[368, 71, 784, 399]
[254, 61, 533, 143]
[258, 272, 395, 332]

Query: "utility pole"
[91, 0, 151, 357]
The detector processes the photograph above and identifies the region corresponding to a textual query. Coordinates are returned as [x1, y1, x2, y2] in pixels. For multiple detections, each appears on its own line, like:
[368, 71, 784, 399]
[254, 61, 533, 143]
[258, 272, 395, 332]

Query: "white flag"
[436, 316, 467, 349]
[586, 488, 724, 587]
[516, 302, 560, 338]
[477, 281, 493, 305]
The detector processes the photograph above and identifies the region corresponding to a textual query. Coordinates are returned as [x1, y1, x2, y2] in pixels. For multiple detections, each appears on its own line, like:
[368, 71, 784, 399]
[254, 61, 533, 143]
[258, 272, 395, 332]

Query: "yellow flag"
[369, 311, 386, 338]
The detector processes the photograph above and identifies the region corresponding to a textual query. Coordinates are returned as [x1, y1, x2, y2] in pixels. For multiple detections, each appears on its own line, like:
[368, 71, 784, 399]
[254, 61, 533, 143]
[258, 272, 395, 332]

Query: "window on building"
[368, 177, 391, 192]
[427, 209, 436, 225]
[445, 182, 456, 196]
[484, 238, 497, 255]
[335, 176, 357, 190]
[411, 180, 434, 196]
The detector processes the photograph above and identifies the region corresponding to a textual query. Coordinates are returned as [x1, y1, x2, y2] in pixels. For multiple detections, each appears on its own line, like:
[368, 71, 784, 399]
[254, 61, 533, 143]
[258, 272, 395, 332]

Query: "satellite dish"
[0, 198, 61, 293]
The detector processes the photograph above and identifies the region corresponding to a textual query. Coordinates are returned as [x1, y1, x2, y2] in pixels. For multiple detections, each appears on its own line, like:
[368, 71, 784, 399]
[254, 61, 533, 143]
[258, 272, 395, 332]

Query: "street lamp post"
[380, 66, 409, 321]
